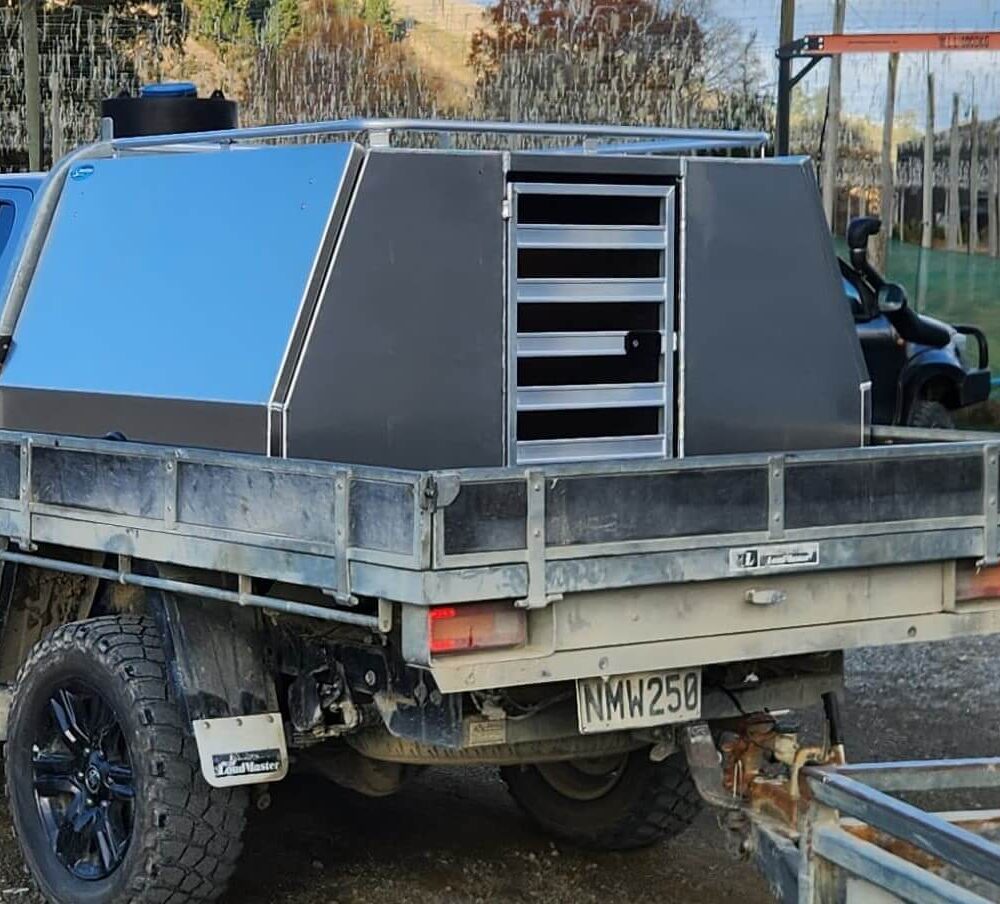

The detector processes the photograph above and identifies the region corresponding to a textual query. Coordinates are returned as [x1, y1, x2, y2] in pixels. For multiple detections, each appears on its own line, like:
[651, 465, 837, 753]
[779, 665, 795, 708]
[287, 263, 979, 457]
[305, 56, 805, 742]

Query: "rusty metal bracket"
[681, 722, 740, 810]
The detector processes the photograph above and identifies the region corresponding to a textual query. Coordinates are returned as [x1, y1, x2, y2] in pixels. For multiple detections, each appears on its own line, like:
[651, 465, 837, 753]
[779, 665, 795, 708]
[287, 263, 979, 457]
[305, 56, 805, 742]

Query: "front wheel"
[5, 616, 247, 904]
[500, 749, 701, 850]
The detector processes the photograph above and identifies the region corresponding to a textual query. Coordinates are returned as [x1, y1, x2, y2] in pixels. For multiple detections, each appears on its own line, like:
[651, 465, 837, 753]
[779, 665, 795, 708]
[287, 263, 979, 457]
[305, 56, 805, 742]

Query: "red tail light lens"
[428, 602, 527, 655]
[956, 561, 1000, 602]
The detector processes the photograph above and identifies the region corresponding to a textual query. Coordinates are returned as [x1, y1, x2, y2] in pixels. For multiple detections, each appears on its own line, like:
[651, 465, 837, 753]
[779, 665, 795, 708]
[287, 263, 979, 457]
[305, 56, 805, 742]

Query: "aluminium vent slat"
[517, 278, 666, 304]
[517, 331, 632, 358]
[517, 383, 665, 412]
[511, 182, 676, 197]
[516, 435, 666, 464]
[516, 224, 666, 250]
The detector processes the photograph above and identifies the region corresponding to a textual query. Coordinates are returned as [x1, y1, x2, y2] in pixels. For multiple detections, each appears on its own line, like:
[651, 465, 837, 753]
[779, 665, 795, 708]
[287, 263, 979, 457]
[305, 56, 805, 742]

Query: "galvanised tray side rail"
[0, 430, 995, 622]
[430, 438, 1000, 608]
[0, 431, 431, 628]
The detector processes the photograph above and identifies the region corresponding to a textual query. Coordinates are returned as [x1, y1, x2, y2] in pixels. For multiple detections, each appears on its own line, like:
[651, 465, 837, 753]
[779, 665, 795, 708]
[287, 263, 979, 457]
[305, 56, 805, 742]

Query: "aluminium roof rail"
[104, 116, 769, 156]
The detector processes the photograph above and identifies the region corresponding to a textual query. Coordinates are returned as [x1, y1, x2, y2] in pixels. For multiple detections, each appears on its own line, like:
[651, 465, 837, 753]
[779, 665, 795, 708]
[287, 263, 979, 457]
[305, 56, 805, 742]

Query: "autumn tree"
[469, 0, 770, 134]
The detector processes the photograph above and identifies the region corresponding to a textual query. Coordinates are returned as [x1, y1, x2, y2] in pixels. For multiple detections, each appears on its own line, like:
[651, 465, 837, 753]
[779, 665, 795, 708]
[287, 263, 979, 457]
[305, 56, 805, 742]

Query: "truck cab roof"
[0, 172, 44, 296]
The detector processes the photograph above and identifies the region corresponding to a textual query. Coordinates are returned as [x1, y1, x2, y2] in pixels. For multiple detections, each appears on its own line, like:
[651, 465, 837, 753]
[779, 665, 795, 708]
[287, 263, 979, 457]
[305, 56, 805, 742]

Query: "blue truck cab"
[0, 173, 44, 292]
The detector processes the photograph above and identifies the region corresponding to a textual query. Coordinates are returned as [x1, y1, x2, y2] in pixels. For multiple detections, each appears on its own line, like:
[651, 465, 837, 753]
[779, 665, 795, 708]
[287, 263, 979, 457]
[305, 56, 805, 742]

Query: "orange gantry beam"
[801, 31, 1000, 55]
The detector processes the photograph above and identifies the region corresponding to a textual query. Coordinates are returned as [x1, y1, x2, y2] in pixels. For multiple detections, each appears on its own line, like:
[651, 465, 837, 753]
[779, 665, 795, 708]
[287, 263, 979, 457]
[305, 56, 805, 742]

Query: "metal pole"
[776, 0, 796, 156]
[969, 105, 979, 254]
[19, 0, 41, 171]
[921, 69, 935, 250]
[991, 126, 1000, 258]
[874, 52, 899, 271]
[947, 93, 962, 251]
[48, 69, 63, 164]
[821, 0, 846, 227]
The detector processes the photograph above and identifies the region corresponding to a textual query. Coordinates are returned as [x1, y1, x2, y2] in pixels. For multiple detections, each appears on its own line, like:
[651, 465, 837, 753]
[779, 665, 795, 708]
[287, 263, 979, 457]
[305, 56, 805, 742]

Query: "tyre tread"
[5, 615, 247, 904]
[501, 751, 701, 852]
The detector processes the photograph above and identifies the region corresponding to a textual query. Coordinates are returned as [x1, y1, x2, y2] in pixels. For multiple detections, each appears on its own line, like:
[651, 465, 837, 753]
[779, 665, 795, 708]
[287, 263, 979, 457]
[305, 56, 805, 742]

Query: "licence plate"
[575, 668, 701, 734]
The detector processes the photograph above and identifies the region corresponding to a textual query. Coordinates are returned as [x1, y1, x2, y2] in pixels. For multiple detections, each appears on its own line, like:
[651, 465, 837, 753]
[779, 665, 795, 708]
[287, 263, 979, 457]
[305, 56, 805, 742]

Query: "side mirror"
[847, 217, 881, 274]
[877, 282, 907, 314]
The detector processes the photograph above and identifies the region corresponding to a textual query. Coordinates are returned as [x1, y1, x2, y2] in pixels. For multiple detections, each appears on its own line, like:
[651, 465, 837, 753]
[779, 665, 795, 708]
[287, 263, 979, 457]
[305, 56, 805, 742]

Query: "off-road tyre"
[500, 749, 701, 851]
[907, 399, 955, 429]
[5, 615, 247, 904]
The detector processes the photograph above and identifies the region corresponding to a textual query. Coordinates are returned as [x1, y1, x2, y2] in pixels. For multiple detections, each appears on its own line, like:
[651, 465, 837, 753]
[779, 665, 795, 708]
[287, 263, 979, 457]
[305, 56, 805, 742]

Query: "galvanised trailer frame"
[754, 757, 1000, 903]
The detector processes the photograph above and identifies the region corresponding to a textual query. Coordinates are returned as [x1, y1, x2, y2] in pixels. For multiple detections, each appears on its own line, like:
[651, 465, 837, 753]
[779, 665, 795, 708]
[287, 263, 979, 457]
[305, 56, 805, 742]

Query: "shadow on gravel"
[224, 765, 769, 904]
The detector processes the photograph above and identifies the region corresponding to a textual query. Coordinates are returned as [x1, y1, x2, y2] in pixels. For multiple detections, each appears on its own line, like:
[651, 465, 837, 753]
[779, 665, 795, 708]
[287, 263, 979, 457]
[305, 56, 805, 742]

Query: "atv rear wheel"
[5, 616, 247, 904]
[500, 749, 701, 851]
[907, 399, 955, 429]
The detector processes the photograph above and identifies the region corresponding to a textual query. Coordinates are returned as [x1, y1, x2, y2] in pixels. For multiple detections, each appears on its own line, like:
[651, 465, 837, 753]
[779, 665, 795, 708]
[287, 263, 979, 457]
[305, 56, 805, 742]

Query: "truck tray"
[0, 427, 995, 624]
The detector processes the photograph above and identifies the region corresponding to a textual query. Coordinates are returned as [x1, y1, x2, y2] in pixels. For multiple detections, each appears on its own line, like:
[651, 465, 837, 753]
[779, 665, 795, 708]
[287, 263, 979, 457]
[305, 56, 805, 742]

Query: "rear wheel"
[500, 749, 701, 850]
[907, 399, 955, 429]
[5, 616, 247, 904]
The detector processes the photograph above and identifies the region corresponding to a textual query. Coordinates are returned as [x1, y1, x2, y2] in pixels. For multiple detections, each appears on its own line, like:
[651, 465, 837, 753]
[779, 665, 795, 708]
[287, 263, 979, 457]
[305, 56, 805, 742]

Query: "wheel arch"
[0, 554, 278, 741]
[900, 359, 964, 418]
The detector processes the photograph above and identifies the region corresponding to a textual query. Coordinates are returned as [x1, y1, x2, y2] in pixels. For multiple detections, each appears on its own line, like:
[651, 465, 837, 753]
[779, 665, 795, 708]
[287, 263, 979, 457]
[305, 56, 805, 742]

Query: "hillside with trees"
[1, 0, 775, 169]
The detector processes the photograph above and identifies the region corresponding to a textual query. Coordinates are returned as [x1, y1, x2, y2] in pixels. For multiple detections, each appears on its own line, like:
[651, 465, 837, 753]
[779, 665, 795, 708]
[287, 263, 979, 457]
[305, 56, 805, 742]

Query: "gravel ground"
[0, 636, 997, 903]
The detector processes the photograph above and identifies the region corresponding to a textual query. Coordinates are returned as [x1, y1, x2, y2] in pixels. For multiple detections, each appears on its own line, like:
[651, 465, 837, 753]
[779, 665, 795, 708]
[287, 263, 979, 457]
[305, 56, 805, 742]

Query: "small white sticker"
[729, 542, 819, 573]
[466, 717, 507, 747]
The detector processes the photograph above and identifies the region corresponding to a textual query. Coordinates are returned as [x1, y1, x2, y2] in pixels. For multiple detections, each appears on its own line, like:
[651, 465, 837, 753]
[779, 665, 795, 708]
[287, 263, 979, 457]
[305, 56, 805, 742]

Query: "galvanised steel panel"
[0, 143, 354, 405]
[681, 157, 869, 456]
[284, 150, 505, 469]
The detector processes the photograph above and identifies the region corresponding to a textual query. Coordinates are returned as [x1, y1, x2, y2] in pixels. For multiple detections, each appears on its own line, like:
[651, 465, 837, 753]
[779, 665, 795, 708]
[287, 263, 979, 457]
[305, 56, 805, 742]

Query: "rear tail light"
[428, 602, 527, 655]
[955, 561, 1000, 602]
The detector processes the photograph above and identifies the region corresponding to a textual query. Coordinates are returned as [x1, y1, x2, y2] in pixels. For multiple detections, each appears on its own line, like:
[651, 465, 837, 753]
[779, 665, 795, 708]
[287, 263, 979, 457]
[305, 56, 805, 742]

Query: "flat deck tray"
[0, 428, 995, 608]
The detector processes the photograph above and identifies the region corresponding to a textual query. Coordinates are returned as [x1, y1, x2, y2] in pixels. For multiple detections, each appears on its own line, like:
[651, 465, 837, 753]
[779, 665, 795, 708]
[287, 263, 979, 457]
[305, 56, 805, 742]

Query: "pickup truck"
[1, 109, 1000, 904]
[0, 173, 42, 289]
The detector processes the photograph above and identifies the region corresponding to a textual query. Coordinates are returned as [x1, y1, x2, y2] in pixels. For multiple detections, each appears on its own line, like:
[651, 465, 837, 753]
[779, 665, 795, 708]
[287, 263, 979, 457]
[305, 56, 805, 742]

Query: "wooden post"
[897, 187, 904, 242]
[776, 0, 795, 155]
[48, 69, 63, 164]
[947, 93, 962, 251]
[264, 48, 276, 126]
[874, 53, 899, 271]
[969, 106, 979, 254]
[20, 0, 41, 171]
[821, 0, 846, 230]
[992, 127, 1000, 258]
[921, 70, 935, 249]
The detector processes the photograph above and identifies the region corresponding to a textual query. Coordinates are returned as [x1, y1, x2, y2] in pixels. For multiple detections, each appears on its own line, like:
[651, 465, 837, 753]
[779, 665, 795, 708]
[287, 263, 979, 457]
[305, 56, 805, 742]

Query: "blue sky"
[713, 0, 1000, 127]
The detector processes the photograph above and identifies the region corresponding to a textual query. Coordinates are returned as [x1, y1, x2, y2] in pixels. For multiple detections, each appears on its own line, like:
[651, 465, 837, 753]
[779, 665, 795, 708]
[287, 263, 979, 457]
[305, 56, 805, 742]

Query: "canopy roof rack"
[102, 116, 769, 156]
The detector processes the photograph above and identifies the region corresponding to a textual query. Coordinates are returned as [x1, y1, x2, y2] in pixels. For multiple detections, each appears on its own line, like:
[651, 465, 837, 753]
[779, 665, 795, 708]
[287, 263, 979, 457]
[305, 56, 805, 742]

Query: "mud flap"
[148, 590, 286, 785]
[192, 714, 289, 788]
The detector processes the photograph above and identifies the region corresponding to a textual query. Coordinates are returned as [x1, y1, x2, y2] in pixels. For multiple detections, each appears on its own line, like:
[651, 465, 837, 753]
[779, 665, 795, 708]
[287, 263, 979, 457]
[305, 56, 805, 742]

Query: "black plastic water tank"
[100, 83, 238, 139]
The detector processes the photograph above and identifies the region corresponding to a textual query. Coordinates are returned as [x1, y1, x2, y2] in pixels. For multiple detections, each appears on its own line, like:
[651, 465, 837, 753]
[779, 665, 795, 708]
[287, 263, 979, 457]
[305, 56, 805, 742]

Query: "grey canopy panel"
[282, 150, 506, 469]
[680, 156, 868, 456]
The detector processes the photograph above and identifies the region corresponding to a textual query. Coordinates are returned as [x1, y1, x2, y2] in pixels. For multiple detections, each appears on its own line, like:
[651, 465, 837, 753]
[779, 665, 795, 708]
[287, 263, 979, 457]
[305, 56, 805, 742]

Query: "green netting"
[835, 238, 1000, 395]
